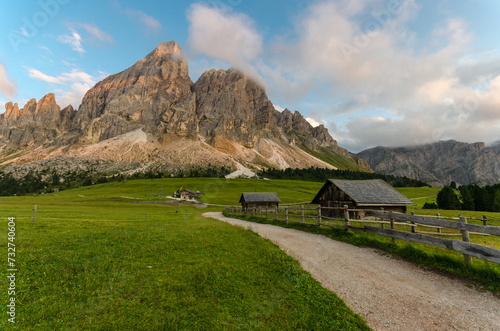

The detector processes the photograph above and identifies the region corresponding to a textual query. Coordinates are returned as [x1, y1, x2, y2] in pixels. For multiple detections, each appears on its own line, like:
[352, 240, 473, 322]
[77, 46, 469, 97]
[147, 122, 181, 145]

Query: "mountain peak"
[145, 41, 185, 61]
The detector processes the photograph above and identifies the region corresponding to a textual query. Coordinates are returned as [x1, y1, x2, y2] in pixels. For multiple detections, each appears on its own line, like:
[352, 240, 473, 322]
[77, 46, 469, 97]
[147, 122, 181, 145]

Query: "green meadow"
[0, 178, 368, 330]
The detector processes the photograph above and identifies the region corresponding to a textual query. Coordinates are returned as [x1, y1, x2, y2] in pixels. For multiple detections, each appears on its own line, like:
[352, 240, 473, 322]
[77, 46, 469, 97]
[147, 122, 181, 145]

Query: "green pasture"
[0, 178, 367, 330]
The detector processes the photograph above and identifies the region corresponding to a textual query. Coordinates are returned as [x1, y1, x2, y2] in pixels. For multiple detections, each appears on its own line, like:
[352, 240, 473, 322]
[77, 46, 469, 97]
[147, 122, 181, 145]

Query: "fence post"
[459, 215, 473, 264]
[301, 205, 304, 223]
[379, 207, 385, 229]
[343, 205, 349, 231]
[483, 215, 487, 226]
[285, 207, 289, 223]
[410, 211, 415, 233]
[389, 211, 396, 244]
[317, 205, 322, 226]
[436, 213, 441, 233]
[253, 207, 256, 217]
[32, 205, 37, 224]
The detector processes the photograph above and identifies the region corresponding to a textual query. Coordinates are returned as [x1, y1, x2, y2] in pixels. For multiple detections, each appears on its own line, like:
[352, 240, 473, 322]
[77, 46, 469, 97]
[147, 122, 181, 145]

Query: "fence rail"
[224, 205, 500, 265]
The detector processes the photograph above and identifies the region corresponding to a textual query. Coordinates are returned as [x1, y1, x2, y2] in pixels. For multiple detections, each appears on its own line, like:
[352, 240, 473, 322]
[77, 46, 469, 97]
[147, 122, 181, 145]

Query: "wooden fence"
[224, 205, 500, 265]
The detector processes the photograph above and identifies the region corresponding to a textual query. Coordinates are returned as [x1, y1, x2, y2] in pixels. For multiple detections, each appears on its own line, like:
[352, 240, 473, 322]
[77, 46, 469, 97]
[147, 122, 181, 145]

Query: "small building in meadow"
[311, 179, 415, 217]
[239, 192, 281, 210]
[178, 189, 202, 200]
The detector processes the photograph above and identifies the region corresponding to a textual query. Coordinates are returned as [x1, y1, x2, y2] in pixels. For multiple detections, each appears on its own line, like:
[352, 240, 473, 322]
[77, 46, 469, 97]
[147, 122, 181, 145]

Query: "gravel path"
[203, 212, 500, 331]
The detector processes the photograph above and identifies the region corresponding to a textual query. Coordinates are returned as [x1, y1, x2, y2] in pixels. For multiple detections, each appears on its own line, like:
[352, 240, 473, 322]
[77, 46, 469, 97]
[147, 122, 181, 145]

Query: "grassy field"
[0, 178, 368, 330]
[396, 186, 441, 209]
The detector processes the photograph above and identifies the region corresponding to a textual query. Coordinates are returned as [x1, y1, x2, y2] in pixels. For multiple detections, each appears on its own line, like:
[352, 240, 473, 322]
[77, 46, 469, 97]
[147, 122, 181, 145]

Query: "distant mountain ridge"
[357, 140, 500, 186]
[0, 41, 369, 178]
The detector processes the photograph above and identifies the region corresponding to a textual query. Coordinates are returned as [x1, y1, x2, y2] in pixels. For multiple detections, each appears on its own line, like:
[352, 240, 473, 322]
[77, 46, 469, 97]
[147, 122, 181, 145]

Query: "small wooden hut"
[311, 179, 415, 217]
[239, 192, 281, 210]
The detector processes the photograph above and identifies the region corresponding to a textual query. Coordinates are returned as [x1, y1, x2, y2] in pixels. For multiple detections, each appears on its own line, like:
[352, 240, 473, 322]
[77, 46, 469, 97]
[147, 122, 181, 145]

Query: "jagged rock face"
[74, 41, 195, 143]
[3, 102, 20, 125]
[358, 140, 500, 186]
[34, 93, 61, 129]
[59, 105, 77, 132]
[276, 109, 336, 149]
[0, 94, 77, 147]
[193, 68, 274, 147]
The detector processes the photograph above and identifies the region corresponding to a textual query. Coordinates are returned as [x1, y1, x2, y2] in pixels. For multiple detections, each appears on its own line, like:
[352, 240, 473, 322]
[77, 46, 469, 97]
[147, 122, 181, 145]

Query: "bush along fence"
[224, 205, 500, 265]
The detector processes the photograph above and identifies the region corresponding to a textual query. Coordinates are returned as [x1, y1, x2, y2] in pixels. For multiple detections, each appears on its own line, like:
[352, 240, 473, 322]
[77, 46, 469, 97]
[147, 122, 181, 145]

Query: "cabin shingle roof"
[239, 192, 281, 203]
[312, 179, 415, 206]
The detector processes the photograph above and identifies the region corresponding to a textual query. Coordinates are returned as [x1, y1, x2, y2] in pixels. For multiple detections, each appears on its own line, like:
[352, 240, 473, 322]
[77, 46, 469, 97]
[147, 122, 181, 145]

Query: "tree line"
[258, 167, 428, 187]
[426, 183, 500, 212]
[0, 165, 231, 196]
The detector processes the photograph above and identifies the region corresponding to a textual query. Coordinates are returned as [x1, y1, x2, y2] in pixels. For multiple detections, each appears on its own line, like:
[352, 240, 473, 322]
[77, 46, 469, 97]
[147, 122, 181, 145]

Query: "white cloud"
[80, 23, 115, 44]
[58, 23, 114, 54]
[124, 9, 161, 34]
[112, 1, 161, 34]
[54, 82, 92, 109]
[187, 4, 264, 83]
[0, 63, 17, 99]
[26, 67, 62, 84]
[273, 104, 285, 112]
[26, 67, 104, 108]
[58, 31, 85, 53]
[306, 118, 321, 127]
[39, 45, 54, 55]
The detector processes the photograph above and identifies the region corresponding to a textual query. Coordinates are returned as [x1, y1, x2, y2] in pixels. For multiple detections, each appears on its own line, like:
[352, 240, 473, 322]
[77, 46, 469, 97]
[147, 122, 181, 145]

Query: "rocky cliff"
[73, 41, 196, 143]
[357, 140, 500, 186]
[0, 41, 369, 176]
[0, 93, 76, 148]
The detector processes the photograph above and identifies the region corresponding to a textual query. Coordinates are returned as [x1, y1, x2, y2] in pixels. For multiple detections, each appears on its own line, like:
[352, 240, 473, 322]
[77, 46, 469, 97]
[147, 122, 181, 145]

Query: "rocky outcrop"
[357, 140, 500, 186]
[193, 68, 275, 147]
[73, 41, 195, 143]
[0, 94, 77, 147]
[2, 102, 21, 125]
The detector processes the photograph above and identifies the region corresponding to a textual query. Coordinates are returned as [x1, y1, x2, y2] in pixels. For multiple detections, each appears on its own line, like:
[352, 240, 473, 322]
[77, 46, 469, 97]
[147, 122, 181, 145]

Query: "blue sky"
[1, 0, 500, 152]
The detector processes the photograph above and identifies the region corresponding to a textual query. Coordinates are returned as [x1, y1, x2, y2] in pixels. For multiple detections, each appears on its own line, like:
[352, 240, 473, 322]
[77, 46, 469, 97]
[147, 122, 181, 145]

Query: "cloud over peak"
[187, 3, 264, 83]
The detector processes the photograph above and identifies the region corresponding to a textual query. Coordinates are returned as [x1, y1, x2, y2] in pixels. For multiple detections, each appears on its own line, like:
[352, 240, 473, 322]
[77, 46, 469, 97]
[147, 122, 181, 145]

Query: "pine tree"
[460, 186, 475, 211]
[437, 186, 461, 210]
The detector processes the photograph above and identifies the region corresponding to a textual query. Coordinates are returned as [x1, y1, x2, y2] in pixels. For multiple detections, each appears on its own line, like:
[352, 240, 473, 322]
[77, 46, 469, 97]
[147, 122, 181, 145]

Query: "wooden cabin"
[311, 179, 415, 218]
[239, 192, 281, 210]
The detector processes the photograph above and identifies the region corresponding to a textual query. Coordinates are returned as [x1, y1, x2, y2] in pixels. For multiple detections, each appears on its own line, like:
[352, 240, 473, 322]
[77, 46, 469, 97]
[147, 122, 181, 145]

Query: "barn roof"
[239, 192, 281, 203]
[312, 179, 415, 206]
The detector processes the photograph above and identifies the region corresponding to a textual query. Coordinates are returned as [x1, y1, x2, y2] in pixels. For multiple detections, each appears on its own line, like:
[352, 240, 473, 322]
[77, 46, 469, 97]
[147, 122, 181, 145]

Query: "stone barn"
[311, 179, 415, 218]
[239, 192, 281, 210]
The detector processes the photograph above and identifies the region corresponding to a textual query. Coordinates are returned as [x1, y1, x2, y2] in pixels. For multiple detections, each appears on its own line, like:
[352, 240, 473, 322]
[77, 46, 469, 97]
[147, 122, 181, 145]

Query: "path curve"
[203, 212, 500, 331]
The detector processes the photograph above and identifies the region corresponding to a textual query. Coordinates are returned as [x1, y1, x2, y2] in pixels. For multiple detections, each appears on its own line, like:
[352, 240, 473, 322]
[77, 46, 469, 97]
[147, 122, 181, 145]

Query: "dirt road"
[203, 212, 500, 331]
